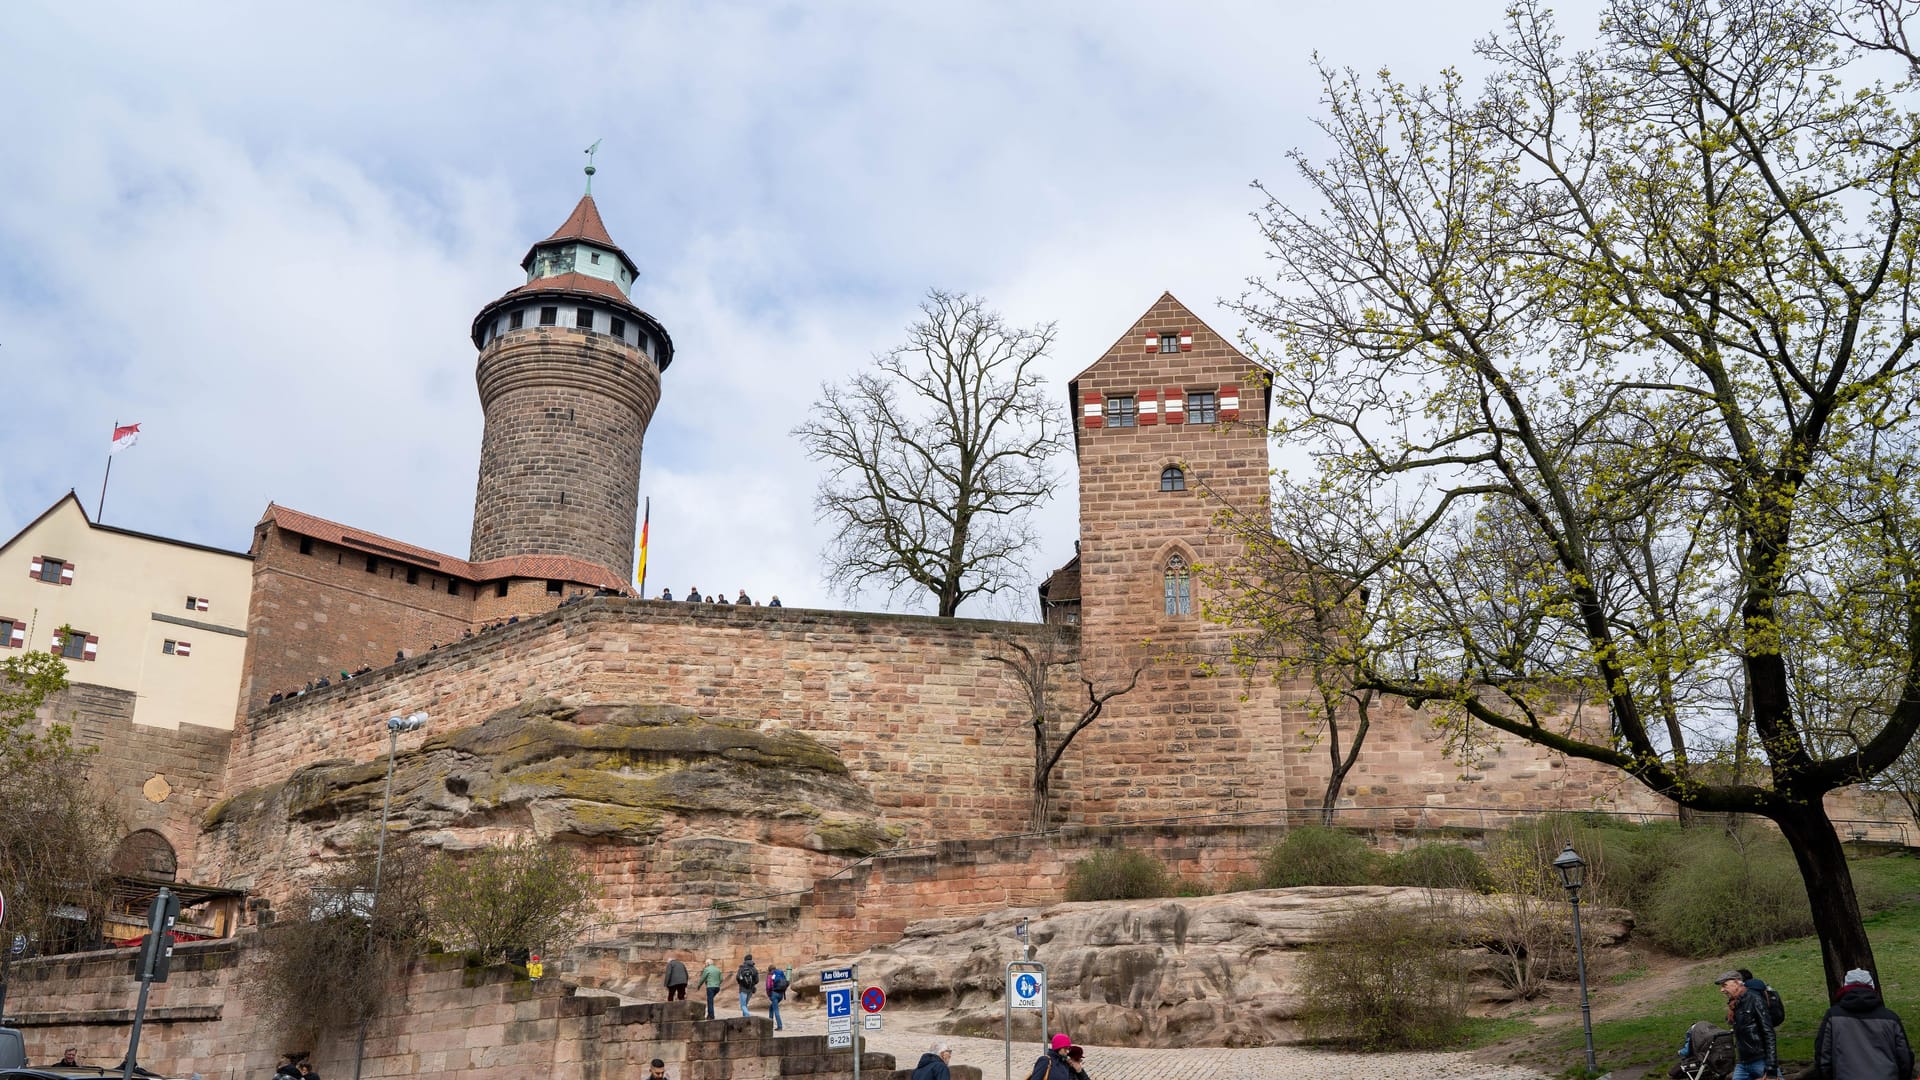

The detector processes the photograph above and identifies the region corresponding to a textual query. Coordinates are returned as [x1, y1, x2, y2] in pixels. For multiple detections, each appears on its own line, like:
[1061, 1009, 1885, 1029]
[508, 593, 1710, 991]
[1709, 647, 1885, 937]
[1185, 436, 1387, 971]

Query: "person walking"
[1717, 970, 1781, 1080]
[736, 953, 760, 1017]
[1815, 968, 1915, 1080]
[766, 964, 789, 1031]
[1065, 1044, 1090, 1078]
[911, 1041, 953, 1080]
[664, 955, 689, 1002]
[1029, 1034, 1073, 1080]
[700, 957, 723, 1019]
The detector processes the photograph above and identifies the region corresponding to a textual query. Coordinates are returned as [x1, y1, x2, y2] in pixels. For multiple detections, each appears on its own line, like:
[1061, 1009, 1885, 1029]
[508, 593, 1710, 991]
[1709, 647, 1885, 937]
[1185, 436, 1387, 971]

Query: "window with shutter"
[2, 620, 23, 649]
[1106, 395, 1138, 428]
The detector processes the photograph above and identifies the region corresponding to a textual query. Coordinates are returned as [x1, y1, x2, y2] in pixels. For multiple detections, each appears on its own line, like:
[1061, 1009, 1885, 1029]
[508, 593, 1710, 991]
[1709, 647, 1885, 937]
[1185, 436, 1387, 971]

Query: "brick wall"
[470, 325, 660, 579]
[236, 523, 474, 712]
[225, 600, 1076, 838]
[44, 683, 230, 877]
[6, 940, 950, 1080]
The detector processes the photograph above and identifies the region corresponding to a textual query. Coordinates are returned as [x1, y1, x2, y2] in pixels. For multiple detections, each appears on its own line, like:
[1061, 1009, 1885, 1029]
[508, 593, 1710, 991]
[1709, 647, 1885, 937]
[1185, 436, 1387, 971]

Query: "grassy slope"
[1520, 853, 1920, 1075]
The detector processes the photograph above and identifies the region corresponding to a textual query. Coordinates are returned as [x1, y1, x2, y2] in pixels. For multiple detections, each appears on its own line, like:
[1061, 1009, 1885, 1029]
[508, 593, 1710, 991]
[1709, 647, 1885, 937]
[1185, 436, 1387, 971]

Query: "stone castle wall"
[225, 599, 1078, 842]
[43, 683, 231, 878]
[6, 940, 934, 1080]
[236, 522, 473, 713]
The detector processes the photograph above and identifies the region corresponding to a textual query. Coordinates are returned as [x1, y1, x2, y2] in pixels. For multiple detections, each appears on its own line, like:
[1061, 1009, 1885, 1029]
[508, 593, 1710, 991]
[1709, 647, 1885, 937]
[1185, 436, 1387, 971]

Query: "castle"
[3, 186, 1792, 941]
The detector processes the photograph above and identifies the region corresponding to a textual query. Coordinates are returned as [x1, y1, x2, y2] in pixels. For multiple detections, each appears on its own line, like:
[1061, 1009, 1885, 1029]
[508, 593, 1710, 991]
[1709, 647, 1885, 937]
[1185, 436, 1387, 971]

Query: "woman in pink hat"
[1028, 1034, 1073, 1080]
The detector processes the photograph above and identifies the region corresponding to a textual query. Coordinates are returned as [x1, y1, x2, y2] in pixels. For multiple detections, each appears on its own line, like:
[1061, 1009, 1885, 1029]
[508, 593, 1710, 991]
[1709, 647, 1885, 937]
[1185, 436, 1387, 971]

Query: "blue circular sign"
[861, 986, 886, 1013]
[1015, 973, 1039, 997]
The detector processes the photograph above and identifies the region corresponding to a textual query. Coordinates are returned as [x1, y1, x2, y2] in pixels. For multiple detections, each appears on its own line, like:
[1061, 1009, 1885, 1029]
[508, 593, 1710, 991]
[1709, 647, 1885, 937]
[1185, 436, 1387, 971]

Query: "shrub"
[1261, 826, 1384, 887]
[1474, 836, 1580, 997]
[1301, 901, 1470, 1048]
[1383, 843, 1491, 892]
[256, 835, 434, 1040]
[1066, 849, 1173, 901]
[1640, 826, 1812, 955]
[425, 839, 599, 963]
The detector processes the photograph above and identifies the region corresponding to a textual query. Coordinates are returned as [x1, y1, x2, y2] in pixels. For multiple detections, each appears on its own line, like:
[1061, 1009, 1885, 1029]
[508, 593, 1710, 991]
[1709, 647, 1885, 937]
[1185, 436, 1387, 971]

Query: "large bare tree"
[796, 290, 1068, 617]
[1225, 0, 1920, 993]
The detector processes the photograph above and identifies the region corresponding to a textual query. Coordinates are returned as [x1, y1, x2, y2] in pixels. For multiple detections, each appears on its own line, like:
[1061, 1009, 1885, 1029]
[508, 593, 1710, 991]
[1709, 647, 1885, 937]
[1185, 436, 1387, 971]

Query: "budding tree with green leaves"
[0, 646, 119, 956]
[1217, 0, 1920, 993]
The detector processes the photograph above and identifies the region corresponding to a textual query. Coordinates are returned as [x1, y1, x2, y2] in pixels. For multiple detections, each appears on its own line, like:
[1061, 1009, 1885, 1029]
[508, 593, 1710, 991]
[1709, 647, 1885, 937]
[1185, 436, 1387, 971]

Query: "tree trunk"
[1031, 718, 1051, 832]
[1773, 799, 1876, 995]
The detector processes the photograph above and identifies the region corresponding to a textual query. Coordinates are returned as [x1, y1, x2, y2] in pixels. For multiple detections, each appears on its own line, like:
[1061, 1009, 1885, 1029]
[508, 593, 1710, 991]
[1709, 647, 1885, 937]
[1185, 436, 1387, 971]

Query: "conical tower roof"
[519, 194, 640, 281]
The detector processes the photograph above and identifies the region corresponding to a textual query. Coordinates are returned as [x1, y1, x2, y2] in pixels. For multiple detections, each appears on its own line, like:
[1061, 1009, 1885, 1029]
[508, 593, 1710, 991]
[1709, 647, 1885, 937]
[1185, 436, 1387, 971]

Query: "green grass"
[1455, 1016, 1537, 1048]
[1532, 852, 1920, 1075]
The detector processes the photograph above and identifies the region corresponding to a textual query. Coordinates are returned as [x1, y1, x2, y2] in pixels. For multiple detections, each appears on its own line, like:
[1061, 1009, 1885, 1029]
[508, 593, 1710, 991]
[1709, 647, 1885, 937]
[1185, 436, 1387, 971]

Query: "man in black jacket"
[664, 956, 689, 1002]
[1717, 970, 1780, 1080]
[911, 1042, 953, 1080]
[1816, 968, 1915, 1080]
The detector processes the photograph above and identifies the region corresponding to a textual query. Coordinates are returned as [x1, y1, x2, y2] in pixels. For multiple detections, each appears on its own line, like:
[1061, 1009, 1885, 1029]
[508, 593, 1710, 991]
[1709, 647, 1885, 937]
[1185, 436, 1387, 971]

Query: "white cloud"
[0, 0, 1579, 613]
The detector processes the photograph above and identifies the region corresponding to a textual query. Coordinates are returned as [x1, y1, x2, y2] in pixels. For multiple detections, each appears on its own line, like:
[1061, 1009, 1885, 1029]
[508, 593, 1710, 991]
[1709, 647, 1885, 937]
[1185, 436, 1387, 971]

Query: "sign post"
[822, 965, 858, 1080]
[123, 888, 179, 1080]
[0, 887, 8, 1024]
[1004, 961, 1048, 1080]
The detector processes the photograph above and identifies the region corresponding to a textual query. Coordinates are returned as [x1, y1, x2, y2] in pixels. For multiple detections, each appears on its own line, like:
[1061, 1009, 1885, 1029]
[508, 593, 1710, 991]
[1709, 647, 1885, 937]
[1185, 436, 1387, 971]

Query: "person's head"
[648, 1058, 667, 1078]
[298, 1065, 314, 1076]
[1844, 967, 1877, 989]
[59, 1050, 77, 1064]
[1737, 968, 1754, 981]
[1714, 970, 1747, 999]
[930, 1041, 951, 1062]
[1067, 1045, 1085, 1063]
[707, 957, 716, 966]
[743, 952, 753, 963]
[1050, 1033, 1073, 1052]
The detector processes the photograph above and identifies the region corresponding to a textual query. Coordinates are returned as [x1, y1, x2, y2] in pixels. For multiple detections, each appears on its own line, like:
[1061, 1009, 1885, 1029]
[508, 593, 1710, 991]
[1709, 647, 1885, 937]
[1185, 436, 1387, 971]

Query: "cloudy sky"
[0, 0, 1568, 616]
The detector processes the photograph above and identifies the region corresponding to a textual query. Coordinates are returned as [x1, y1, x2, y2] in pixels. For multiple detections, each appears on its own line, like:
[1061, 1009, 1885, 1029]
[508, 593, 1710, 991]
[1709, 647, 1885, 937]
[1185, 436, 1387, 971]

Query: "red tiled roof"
[545, 194, 616, 247]
[504, 272, 632, 304]
[260, 505, 627, 591]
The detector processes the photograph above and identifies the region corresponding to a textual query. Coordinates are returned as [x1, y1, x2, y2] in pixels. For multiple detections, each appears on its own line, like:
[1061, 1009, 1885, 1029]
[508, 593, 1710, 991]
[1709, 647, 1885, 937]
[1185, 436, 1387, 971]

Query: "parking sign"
[825, 985, 854, 1019]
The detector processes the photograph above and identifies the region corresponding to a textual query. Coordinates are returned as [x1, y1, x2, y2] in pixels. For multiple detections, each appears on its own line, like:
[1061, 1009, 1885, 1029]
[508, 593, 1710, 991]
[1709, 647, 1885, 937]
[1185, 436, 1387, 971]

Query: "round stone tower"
[468, 193, 674, 581]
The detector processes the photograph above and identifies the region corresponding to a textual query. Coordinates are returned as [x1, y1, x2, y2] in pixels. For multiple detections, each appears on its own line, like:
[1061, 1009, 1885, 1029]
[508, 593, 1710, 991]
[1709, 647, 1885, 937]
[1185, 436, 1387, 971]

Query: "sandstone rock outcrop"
[202, 698, 902, 909]
[817, 887, 1630, 1048]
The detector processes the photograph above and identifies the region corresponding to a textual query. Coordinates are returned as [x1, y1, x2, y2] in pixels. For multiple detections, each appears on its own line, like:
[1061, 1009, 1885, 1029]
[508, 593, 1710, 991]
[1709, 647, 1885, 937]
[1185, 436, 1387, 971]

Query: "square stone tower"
[1060, 293, 1286, 821]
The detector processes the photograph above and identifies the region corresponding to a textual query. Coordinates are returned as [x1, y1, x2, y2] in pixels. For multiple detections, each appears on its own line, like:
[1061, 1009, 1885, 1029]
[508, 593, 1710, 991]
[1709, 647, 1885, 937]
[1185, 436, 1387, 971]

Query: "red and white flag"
[110, 423, 141, 454]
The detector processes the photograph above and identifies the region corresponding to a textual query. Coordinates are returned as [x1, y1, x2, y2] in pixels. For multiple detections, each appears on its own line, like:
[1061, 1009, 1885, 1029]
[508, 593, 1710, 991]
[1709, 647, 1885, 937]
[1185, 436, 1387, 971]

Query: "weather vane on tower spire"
[584, 139, 602, 195]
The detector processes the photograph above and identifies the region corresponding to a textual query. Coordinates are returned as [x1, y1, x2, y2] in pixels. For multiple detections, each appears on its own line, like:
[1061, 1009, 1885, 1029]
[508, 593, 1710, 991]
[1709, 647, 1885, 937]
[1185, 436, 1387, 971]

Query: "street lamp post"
[353, 711, 428, 1080]
[1553, 843, 1599, 1078]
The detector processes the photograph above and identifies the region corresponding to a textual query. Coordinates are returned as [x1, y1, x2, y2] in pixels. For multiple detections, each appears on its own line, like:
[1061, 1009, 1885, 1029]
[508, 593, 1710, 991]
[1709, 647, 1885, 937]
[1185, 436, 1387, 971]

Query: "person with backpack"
[736, 953, 760, 1017]
[1814, 968, 1915, 1080]
[1740, 970, 1788, 1029]
[1029, 1034, 1073, 1080]
[1717, 970, 1781, 1080]
[766, 964, 790, 1031]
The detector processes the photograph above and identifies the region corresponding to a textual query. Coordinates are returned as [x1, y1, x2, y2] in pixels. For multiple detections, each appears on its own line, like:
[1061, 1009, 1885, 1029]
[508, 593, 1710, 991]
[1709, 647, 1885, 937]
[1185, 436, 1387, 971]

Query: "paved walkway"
[756, 1000, 1551, 1080]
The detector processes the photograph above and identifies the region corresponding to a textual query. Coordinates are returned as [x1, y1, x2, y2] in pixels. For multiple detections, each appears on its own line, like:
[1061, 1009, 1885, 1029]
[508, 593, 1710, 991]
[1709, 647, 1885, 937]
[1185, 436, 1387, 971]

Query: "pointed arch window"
[1164, 553, 1192, 616]
[1160, 465, 1186, 491]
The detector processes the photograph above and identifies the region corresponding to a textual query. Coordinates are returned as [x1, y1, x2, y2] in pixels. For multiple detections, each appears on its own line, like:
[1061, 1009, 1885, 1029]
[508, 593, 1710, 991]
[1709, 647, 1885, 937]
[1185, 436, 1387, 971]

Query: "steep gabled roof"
[260, 504, 626, 591]
[0, 491, 252, 560]
[1070, 291, 1255, 385]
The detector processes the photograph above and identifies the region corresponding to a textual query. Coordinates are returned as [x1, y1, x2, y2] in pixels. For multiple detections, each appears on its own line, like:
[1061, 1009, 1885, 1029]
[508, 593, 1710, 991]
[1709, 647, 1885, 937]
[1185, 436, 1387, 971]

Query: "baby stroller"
[1669, 1020, 1736, 1080]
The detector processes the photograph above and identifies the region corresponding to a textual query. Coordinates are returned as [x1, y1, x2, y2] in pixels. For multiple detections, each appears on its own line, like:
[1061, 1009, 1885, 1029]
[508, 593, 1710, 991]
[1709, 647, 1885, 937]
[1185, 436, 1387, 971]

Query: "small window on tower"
[509, 310, 524, 330]
[365, 555, 379, 574]
[546, 579, 563, 595]
[496, 581, 509, 598]
[298, 536, 314, 556]
[1159, 332, 1180, 354]
[446, 580, 459, 597]
[576, 307, 593, 329]
[590, 252, 601, 264]
[1160, 466, 1186, 492]
[539, 306, 558, 326]
[610, 317, 626, 339]
[405, 566, 419, 585]
[1106, 396, 1138, 428]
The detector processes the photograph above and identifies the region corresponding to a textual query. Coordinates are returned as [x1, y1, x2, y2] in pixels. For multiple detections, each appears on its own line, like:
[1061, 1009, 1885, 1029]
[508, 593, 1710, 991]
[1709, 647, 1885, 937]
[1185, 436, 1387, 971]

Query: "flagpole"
[97, 420, 115, 521]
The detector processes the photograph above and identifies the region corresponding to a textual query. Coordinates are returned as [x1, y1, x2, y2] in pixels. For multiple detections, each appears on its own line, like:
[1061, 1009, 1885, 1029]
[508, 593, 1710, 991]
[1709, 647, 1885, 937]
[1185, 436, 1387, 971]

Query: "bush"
[1066, 849, 1174, 901]
[1383, 843, 1491, 892]
[1301, 901, 1470, 1048]
[1640, 826, 1812, 955]
[1261, 826, 1384, 887]
[425, 839, 599, 962]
